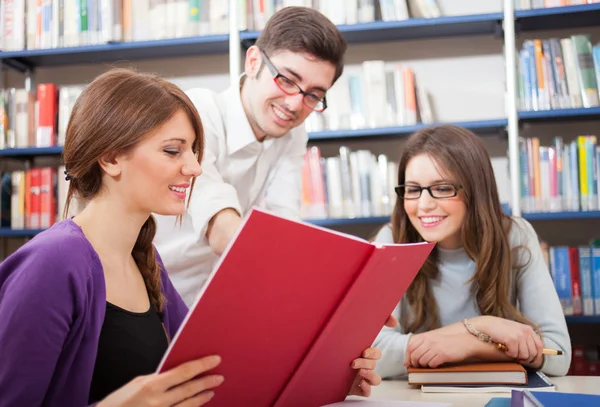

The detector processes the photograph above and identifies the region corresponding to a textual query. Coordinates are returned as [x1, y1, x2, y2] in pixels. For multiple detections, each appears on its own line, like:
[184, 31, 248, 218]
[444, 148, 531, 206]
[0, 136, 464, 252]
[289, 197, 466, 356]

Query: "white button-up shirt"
[153, 82, 307, 306]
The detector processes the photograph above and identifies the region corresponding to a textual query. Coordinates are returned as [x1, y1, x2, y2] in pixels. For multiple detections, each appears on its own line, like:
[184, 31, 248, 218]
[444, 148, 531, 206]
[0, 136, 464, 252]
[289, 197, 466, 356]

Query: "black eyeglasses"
[260, 49, 328, 112]
[395, 183, 462, 200]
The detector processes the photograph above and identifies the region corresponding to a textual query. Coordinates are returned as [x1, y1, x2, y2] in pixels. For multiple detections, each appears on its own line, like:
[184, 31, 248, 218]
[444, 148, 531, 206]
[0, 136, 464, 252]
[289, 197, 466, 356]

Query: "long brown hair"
[392, 125, 535, 333]
[62, 68, 204, 312]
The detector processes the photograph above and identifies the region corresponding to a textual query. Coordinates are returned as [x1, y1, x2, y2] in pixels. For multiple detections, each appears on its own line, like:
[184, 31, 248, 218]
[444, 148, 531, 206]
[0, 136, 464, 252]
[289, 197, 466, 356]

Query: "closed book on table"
[422, 370, 555, 393]
[408, 362, 528, 386]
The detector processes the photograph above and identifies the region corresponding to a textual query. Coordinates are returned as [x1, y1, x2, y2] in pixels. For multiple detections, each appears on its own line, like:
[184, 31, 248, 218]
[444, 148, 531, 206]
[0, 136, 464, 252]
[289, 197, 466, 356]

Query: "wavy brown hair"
[62, 68, 204, 312]
[392, 125, 536, 333]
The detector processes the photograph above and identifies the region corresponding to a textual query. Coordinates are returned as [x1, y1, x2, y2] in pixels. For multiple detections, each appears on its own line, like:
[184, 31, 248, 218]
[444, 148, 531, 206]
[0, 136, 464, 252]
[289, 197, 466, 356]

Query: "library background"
[1, 0, 600, 376]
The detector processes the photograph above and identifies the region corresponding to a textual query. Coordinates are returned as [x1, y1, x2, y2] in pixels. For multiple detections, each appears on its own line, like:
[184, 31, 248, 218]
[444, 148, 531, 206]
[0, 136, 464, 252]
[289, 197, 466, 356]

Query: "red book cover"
[36, 84, 57, 147]
[24, 171, 32, 229]
[39, 167, 56, 228]
[568, 247, 583, 315]
[157, 208, 434, 407]
[28, 169, 41, 229]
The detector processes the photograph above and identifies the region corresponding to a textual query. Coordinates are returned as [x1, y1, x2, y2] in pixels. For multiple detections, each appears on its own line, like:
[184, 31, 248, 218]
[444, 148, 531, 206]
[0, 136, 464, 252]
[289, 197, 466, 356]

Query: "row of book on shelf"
[517, 34, 600, 112]
[249, 0, 441, 30]
[520, 135, 600, 213]
[0, 166, 84, 230]
[0, 84, 82, 149]
[301, 146, 398, 220]
[515, 0, 600, 10]
[570, 344, 600, 376]
[301, 133, 600, 220]
[305, 62, 432, 134]
[542, 242, 600, 317]
[0, 0, 442, 52]
[0, 60, 430, 150]
[0, 0, 230, 50]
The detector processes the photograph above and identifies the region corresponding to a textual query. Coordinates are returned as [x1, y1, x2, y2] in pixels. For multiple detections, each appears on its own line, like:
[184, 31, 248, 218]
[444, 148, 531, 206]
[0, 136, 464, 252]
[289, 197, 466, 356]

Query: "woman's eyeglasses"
[395, 184, 462, 200]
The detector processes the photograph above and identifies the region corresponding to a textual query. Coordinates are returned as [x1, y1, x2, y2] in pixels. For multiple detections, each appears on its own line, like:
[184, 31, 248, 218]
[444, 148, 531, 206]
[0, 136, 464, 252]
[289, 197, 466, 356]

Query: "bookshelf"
[0, 228, 45, 238]
[0, 34, 231, 72]
[1, 1, 600, 340]
[0, 118, 508, 160]
[307, 119, 507, 141]
[515, 3, 600, 32]
[565, 316, 600, 325]
[0, 3, 598, 251]
[242, 12, 505, 44]
[0, 146, 64, 158]
[519, 107, 600, 122]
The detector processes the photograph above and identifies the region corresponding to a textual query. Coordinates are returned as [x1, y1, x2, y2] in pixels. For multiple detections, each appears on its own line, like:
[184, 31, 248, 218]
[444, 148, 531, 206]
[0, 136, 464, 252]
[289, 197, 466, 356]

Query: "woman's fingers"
[173, 390, 216, 407]
[159, 356, 222, 391]
[166, 374, 225, 406]
[352, 357, 377, 371]
[359, 368, 382, 386]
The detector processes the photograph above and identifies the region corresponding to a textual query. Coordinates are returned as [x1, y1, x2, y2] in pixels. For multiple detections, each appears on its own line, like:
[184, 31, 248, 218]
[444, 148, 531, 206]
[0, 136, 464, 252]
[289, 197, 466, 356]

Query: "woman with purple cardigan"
[0, 68, 384, 407]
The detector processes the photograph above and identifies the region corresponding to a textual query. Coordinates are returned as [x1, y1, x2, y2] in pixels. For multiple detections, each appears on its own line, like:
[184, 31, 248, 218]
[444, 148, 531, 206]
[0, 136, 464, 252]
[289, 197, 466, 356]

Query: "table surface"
[347, 376, 600, 406]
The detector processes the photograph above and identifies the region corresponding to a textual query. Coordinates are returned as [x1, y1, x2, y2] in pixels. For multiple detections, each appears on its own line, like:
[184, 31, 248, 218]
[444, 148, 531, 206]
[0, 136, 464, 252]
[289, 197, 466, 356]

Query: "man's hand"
[206, 208, 242, 255]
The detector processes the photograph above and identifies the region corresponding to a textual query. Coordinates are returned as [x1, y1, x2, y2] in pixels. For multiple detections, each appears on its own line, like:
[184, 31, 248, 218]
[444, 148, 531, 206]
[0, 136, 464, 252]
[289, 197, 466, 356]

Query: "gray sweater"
[372, 217, 572, 379]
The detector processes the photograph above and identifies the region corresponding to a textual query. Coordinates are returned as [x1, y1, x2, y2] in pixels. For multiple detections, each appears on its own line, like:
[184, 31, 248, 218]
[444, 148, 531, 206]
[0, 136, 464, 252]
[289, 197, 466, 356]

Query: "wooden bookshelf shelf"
[0, 119, 507, 157]
[0, 228, 45, 238]
[308, 119, 508, 141]
[0, 146, 64, 158]
[523, 211, 600, 221]
[516, 4, 600, 32]
[305, 216, 390, 227]
[242, 12, 504, 45]
[519, 107, 600, 122]
[0, 34, 230, 71]
[565, 316, 600, 325]
[303, 211, 600, 227]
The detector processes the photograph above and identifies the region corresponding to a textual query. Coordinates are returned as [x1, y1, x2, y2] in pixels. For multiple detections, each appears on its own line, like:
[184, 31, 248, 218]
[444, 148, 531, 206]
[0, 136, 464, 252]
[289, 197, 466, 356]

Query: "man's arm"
[206, 208, 243, 255]
[184, 89, 244, 254]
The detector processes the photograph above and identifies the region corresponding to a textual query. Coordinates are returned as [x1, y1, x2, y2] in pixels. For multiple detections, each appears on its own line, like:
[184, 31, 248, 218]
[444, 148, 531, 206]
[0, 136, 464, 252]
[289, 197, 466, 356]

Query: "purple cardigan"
[0, 220, 189, 407]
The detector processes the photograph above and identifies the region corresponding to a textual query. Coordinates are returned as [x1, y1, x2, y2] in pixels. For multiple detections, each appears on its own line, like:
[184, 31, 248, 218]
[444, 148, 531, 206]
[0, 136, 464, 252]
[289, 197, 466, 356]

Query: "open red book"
[157, 208, 434, 407]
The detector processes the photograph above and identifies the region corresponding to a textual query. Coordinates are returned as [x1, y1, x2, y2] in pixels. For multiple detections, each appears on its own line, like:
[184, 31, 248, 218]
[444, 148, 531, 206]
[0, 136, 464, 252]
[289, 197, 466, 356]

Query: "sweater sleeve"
[372, 304, 413, 379]
[512, 218, 572, 376]
[0, 238, 90, 406]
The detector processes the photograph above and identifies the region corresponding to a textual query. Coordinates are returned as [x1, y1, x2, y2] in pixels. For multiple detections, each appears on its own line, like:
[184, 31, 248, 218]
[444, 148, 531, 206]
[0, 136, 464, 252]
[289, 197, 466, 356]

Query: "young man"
[153, 7, 397, 397]
[153, 6, 347, 306]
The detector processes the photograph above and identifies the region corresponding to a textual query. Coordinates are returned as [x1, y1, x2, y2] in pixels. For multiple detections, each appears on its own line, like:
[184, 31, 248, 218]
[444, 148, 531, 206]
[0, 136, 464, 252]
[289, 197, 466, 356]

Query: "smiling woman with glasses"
[370, 124, 571, 382]
[260, 48, 328, 112]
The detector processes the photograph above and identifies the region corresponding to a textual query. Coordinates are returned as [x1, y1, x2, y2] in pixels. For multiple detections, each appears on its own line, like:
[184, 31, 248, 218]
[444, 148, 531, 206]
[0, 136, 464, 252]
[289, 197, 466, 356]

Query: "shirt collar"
[221, 75, 261, 155]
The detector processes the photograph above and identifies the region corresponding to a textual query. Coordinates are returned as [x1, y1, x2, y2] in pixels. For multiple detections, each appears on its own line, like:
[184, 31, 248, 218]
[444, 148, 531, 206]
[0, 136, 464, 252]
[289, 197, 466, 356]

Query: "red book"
[568, 247, 583, 315]
[28, 168, 41, 229]
[36, 84, 57, 147]
[39, 167, 56, 228]
[157, 208, 434, 407]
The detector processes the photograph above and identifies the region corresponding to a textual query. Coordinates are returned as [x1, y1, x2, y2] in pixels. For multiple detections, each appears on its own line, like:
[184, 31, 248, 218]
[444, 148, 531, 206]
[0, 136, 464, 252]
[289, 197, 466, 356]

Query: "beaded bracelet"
[462, 318, 493, 343]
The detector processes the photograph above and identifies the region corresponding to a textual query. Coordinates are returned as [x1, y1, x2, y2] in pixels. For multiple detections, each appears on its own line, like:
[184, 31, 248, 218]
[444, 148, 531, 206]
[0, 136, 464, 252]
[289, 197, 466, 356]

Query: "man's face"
[243, 47, 336, 140]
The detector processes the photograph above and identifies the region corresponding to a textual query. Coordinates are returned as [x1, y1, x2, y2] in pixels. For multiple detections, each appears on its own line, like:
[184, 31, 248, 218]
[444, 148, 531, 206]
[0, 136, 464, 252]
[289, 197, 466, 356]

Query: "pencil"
[541, 348, 564, 356]
[495, 343, 563, 355]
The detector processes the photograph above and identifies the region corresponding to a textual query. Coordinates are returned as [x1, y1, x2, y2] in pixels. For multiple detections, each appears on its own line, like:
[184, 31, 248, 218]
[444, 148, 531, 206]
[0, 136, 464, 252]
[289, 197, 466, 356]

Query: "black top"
[88, 300, 169, 403]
